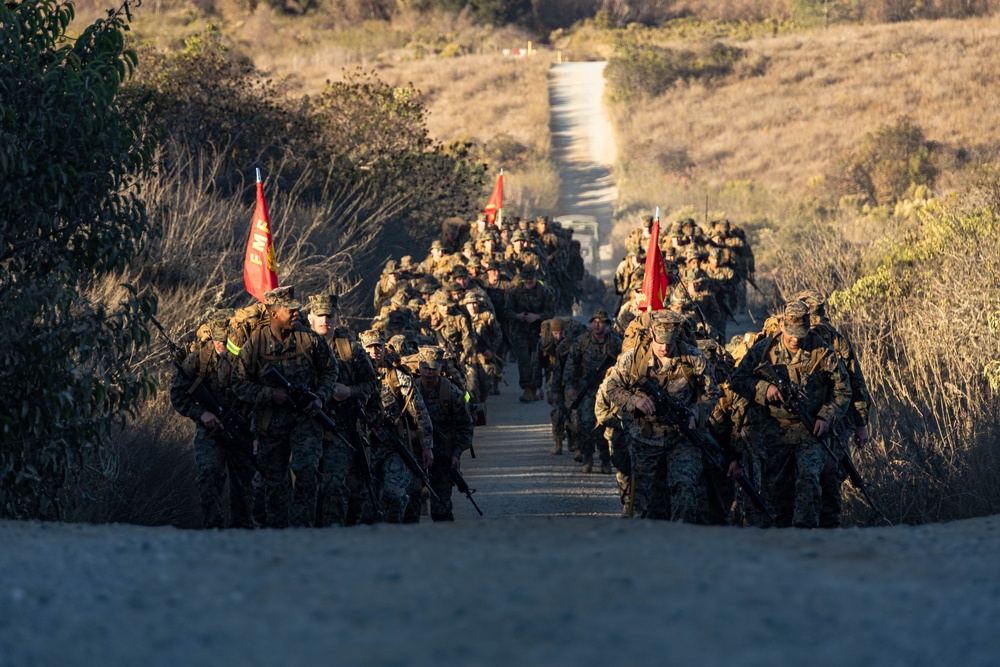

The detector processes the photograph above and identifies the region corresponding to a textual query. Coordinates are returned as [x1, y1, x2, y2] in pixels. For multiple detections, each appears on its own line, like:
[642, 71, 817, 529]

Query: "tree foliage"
[0, 0, 157, 519]
[835, 115, 937, 206]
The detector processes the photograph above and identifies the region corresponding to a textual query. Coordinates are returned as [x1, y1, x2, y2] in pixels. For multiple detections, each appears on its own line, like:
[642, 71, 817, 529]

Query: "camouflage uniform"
[360, 329, 434, 524]
[605, 311, 719, 522]
[564, 310, 623, 473]
[730, 302, 851, 528]
[462, 292, 502, 407]
[795, 290, 872, 528]
[595, 372, 632, 514]
[170, 315, 256, 529]
[415, 347, 474, 521]
[504, 268, 555, 399]
[231, 287, 339, 528]
[308, 294, 378, 528]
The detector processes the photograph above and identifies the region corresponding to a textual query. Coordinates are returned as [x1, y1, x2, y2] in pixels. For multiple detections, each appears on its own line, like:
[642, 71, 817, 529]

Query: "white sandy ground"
[2, 61, 999, 667]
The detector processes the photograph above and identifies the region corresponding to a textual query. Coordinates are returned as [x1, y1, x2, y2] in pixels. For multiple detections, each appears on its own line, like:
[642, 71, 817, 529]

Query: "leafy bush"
[605, 40, 747, 102]
[0, 0, 158, 519]
[835, 115, 937, 206]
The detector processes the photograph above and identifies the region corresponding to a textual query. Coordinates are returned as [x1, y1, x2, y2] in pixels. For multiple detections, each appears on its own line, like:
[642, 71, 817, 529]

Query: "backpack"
[226, 302, 269, 356]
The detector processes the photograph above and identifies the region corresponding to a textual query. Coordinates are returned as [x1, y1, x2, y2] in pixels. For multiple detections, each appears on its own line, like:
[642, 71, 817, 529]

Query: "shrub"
[0, 0, 158, 519]
[834, 115, 937, 206]
[605, 40, 747, 102]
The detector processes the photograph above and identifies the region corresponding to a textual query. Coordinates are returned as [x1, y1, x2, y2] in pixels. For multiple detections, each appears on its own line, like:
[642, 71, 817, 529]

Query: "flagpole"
[497, 168, 503, 227]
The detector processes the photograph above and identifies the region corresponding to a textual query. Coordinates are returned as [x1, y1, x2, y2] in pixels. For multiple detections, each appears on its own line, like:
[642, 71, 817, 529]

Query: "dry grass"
[609, 14, 1000, 218]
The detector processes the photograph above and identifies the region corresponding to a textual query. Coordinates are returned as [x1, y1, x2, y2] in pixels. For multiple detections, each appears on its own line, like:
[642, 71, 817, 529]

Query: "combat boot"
[519, 388, 533, 403]
[550, 440, 563, 455]
[581, 455, 594, 474]
[599, 460, 612, 474]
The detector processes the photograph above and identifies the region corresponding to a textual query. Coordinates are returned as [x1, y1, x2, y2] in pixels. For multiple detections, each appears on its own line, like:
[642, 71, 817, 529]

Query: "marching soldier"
[505, 266, 555, 402]
[230, 286, 339, 528]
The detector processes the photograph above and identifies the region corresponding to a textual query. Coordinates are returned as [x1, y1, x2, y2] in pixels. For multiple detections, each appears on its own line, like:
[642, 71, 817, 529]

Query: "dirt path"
[2, 61, 999, 667]
[548, 61, 618, 279]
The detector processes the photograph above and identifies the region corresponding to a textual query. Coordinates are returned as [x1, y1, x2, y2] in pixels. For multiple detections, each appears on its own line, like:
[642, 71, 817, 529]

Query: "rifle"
[151, 316, 261, 473]
[568, 350, 613, 412]
[635, 377, 775, 523]
[431, 427, 482, 515]
[449, 466, 483, 516]
[338, 399, 382, 520]
[262, 366, 384, 515]
[753, 360, 892, 525]
[369, 422, 441, 503]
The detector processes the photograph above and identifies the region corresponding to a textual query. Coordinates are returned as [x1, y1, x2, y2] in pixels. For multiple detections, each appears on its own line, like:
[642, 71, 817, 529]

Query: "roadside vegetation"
[5, 0, 998, 524]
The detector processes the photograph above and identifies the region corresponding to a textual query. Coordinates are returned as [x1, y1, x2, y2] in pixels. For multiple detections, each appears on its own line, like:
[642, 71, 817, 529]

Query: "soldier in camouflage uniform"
[505, 266, 555, 402]
[535, 317, 572, 455]
[710, 220, 755, 309]
[505, 230, 547, 280]
[614, 248, 645, 311]
[730, 301, 851, 528]
[415, 346, 474, 521]
[359, 329, 435, 524]
[564, 309, 623, 474]
[373, 260, 402, 312]
[461, 291, 502, 409]
[170, 312, 256, 529]
[231, 286, 339, 528]
[704, 246, 738, 324]
[794, 289, 872, 528]
[604, 311, 720, 522]
[307, 294, 378, 527]
[595, 371, 631, 515]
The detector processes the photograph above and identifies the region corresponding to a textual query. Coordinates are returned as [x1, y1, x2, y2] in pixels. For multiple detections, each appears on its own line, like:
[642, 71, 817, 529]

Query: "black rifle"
[261, 367, 383, 515]
[431, 427, 482, 515]
[568, 350, 613, 412]
[636, 377, 775, 523]
[753, 361, 892, 525]
[449, 466, 483, 516]
[369, 422, 441, 503]
[151, 316, 260, 473]
[338, 399, 382, 520]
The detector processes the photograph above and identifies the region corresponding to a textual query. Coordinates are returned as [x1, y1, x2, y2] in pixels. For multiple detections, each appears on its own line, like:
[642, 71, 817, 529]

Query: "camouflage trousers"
[575, 393, 609, 463]
[256, 419, 323, 529]
[819, 429, 853, 528]
[509, 330, 541, 391]
[606, 426, 632, 512]
[192, 425, 255, 529]
[550, 402, 568, 447]
[630, 428, 705, 523]
[758, 422, 830, 528]
[317, 431, 353, 527]
[365, 446, 415, 524]
[427, 456, 456, 522]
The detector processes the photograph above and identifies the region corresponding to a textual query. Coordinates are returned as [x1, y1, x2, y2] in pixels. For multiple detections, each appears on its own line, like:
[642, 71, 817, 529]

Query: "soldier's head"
[550, 317, 564, 341]
[208, 311, 232, 356]
[263, 286, 302, 333]
[519, 266, 538, 288]
[387, 334, 414, 358]
[307, 293, 339, 338]
[511, 230, 529, 251]
[476, 212, 487, 227]
[535, 215, 550, 232]
[417, 346, 444, 386]
[382, 259, 399, 279]
[650, 311, 686, 358]
[451, 264, 470, 287]
[429, 240, 444, 259]
[590, 309, 611, 337]
[713, 219, 731, 237]
[642, 214, 654, 230]
[681, 218, 697, 235]
[462, 241, 477, 258]
[398, 255, 416, 273]
[781, 301, 810, 351]
[460, 292, 482, 315]
[683, 246, 704, 269]
[707, 245, 724, 267]
[483, 258, 500, 281]
[446, 280, 465, 302]
[467, 256, 482, 276]
[360, 329, 385, 364]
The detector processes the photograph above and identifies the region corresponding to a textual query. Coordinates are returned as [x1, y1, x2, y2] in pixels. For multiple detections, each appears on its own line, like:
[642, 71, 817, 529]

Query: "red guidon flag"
[484, 169, 503, 225]
[638, 210, 670, 311]
[243, 169, 279, 302]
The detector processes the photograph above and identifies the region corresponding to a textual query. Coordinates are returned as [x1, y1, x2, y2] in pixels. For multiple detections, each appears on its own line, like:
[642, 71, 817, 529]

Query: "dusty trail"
[2, 60, 999, 667]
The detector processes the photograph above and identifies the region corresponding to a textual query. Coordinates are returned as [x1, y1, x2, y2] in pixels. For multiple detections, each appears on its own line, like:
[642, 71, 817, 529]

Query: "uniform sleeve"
[230, 334, 275, 407]
[349, 343, 378, 403]
[816, 351, 851, 427]
[310, 335, 339, 406]
[605, 349, 640, 414]
[729, 340, 772, 407]
[401, 373, 434, 451]
[169, 349, 204, 421]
